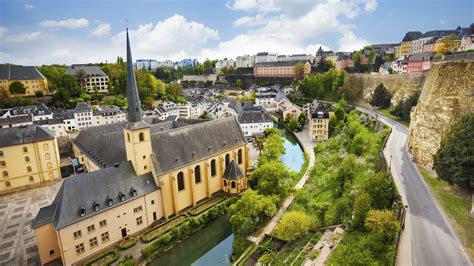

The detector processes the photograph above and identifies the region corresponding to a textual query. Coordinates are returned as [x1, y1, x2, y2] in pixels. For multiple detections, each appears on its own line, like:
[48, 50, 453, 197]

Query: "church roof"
[31, 161, 157, 229]
[0, 125, 54, 148]
[73, 116, 246, 173]
[223, 160, 244, 180]
[150, 116, 246, 175]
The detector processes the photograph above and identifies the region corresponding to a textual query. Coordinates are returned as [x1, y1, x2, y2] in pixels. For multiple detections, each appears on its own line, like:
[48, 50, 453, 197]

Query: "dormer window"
[93, 201, 100, 212]
[118, 192, 126, 202]
[78, 207, 86, 217]
[106, 196, 113, 206]
[130, 187, 137, 197]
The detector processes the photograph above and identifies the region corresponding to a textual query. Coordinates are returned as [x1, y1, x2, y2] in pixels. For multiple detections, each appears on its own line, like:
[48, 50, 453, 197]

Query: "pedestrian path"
[248, 126, 316, 244]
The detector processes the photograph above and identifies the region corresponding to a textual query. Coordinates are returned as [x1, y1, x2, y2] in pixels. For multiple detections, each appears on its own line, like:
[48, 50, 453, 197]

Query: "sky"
[0, 0, 472, 65]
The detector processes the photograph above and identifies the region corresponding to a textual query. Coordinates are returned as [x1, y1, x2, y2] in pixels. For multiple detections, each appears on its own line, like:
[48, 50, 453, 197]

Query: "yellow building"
[0, 125, 61, 192]
[434, 37, 462, 53]
[32, 29, 249, 265]
[0, 65, 49, 96]
[399, 41, 413, 57]
[399, 31, 423, 58]
[309, 106, 332, 141]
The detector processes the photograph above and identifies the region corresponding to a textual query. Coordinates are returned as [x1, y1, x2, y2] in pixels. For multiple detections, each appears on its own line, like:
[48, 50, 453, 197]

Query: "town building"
[422, 37, 441, 53]
[434, 35, 462, 53]
[0, 125, 61, 193]
[32, 30, 248, 266]
[411, 30, 456, 54]
[283, 104, 303, 120]
[0, 115, 33, 129]
[66, 65, 109, 93]
[92, 106, 127, 126]
[33, 118, 68, 138]
[407, 52, 435, 74]
[255, 52, 278, 63]
[399, 31, 423, 57]
[253, 61, 311, 78]
[156, 60, 177, 69]
[228, 101, 274, 137]
[235, 55, 255, 68]
[255, 87, 279, 106]
[136, 59, 158, 70]
[153, 102, 180, 120]
[458, 33, 474, 52]
[181, 74, 218, 87]
[177, 59, 197, 68]
[309, 106, 331, 141]
[277, 54, 315, 62]
[215, 58, 235, 74]
[0, 65, 49, 96]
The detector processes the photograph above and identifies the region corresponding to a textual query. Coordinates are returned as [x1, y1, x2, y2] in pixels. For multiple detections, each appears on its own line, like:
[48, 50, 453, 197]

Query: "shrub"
[35, 91, 44, 97]
[274, 211, 311, 241]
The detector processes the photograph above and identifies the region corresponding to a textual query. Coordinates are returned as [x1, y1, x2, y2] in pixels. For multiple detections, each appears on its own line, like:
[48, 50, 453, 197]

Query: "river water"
[150, 127, 304, 265]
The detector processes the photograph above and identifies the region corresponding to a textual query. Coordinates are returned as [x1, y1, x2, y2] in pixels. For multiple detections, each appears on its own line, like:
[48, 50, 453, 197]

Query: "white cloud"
[364, 0, 378, 12]
[226, 0, 279, 13]
[112, 15, 219, 60]
[91, 23, 111, 37]
[440, 19, 447, 25]
[203, 1, 363, 60]
[51, 48, 71, 59]
[24, 4, 34, 10]
[338, 31, 369, 52]
[0, 27, 7, 39]
[6, 31, 41, 43]
[40, 18, 89, 29]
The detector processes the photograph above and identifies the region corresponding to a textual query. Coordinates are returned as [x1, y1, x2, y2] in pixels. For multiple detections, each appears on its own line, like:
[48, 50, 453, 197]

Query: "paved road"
[356, 106, 471, 266]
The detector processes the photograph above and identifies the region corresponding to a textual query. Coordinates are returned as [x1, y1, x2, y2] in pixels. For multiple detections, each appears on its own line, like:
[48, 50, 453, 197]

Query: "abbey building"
[32, 30, 248, 265]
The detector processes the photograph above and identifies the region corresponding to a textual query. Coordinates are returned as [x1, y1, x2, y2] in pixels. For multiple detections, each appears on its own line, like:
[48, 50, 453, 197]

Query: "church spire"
[126, 28, 142, 123]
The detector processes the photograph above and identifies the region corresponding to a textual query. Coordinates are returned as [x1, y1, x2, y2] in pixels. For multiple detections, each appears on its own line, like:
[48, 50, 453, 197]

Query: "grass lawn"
[418, 166, 474, 259]
[377, 108, 410, 128]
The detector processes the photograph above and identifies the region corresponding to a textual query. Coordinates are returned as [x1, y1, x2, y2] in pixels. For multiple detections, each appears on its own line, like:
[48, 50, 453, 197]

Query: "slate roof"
[31, 161, 157, 229]
[33, 118, 64, 126]
[0, 115, 32, 126]
[74, 102, 92, 113]
[0, 125, 54, 148]
[65, 65, 108, 77]
[150, 117, 246, 175]
[238, 107, 273, 124]
[73, 117, 241, 171]
[32, 103, 52, 116]
[402, 31, 423, 42]
[311, 106, 330, 119]
[223, 160, 244, 180]
[421, 30, 456, 38]
[0, 65, 46, 80]
[53, 110, 75, 120]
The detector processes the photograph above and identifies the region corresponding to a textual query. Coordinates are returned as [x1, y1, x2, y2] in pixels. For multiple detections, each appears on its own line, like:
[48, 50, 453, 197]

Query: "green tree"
[370, 83, 391, 108]
[228, 189, 277, 236]
[364, 173, 396, 210]
[364, 209, 399, 241]
[390, 90, 420, 121]
[165, 83, 182, 96]
[250, 161, 290, 198]
[9, 81, 26, 95]
[433, 114, 473, 189]
[275, 211, 311, 241]
[235, 79, 243, 89]
[287, 118, 300, 132]
[352, 192, 372, 229]
[298, 112, 306, 127]
[199, 111, 210, 119]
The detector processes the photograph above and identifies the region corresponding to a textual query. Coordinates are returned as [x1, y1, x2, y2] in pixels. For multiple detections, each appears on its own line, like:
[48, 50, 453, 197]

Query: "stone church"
[32, 29, 248, 265]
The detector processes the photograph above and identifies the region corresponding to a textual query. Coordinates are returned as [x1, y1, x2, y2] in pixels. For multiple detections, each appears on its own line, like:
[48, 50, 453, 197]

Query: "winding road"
[356, 106, 472, 266]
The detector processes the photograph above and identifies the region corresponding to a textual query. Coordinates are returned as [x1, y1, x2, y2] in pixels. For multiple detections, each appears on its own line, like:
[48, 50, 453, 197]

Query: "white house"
[237, 106, 274, 137]
[256, 52, 278, 63]
[66, 65, 109, 93]
[235, 55, 255, 68]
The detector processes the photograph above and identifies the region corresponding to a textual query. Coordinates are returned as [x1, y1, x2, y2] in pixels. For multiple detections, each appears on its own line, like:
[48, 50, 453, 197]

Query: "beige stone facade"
[309, 116, 330, 141]
[0, 138, 61, 193]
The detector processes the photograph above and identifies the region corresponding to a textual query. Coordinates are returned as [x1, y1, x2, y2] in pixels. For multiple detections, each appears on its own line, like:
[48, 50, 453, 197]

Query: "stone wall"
[408, 60, 474, 167]
[348, 73, 427, 106]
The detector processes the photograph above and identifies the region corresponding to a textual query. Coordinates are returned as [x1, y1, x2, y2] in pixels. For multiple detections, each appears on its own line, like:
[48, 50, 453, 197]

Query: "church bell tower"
[123, 28, 152, 176]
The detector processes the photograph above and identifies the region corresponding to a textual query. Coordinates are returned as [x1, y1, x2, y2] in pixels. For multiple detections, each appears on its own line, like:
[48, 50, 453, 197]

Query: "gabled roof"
[0, 115, 32, 126]
[238, 107, 273, 124]
[31, 161, 157, 229]
[74, 102, 92, 113]
[223, 160, 244, 180]
[33, 118, 64, 126]
[32, 103, 52, 116]
[65, 65, 108, 77]
[0, 125, 54, 147]
[0, 65, 46, 80]
[150, 117, 246, 175]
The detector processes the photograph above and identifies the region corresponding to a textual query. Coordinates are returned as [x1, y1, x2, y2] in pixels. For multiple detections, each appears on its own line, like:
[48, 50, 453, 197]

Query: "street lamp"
[389, 155, 393, 170]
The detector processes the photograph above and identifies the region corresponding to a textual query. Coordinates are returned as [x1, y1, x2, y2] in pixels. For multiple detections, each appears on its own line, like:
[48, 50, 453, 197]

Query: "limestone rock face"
[408, 60, 474, 168]
[348, 73, 427, 106]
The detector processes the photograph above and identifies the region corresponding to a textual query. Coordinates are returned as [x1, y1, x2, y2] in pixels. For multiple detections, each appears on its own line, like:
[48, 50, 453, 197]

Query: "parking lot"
[0, 181, 62, 266]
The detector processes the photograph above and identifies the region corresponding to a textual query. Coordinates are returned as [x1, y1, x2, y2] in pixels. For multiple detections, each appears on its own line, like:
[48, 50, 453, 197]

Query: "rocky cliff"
[348, 73, 427, 106]
[408, 60, 474, 167]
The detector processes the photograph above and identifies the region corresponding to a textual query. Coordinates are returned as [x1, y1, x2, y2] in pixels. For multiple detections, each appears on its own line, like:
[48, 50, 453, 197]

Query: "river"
[150, 127, 304, 265]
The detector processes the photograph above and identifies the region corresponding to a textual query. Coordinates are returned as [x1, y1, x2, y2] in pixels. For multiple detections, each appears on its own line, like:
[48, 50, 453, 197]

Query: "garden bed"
[141, 214, 188, 243]
[118, 237, 137, 250]
[83, 249, 119, 266]
[189, 195, 226, 216]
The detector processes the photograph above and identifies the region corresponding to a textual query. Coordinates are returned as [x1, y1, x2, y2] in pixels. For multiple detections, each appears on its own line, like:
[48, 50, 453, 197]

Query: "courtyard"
[0, 181, 62, 266]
